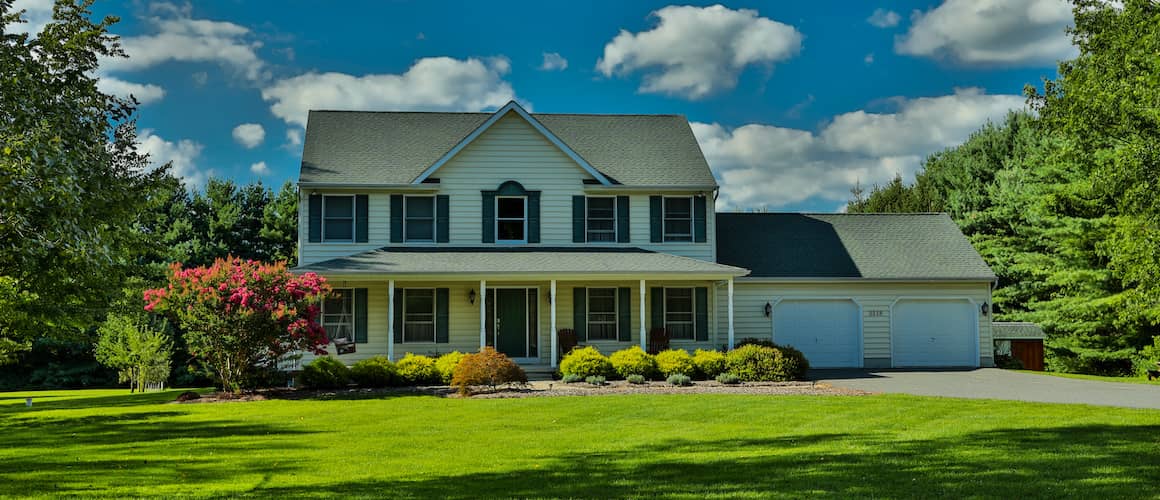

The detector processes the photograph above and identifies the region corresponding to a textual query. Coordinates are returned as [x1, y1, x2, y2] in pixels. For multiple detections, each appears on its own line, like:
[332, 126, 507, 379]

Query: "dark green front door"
[495, 289, 528, 357]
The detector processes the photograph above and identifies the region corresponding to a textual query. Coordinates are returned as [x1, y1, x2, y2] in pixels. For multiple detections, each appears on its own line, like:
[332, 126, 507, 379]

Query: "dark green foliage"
[350, 357, 397, 388]
[299, 357, 350, 389]
[994, 354, 1024, 371]
[559, 347, 614, 378]
[666, 374, 693, 386]
[725, 345, 809, 382]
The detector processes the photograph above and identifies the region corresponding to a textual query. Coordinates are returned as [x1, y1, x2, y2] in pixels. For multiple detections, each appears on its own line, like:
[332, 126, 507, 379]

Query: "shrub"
[450, 347, 527, 396]
[774, 343, 810, 380]
[667, 374, 692, 386]
[349, 356, 397, 388]
[299, 356, 350, 389]
[692, 349, 726, 380]
[655, 349, 695, 378]
[559, 346, 614, 378]
[994, 353, 1024, 370]
[435, 351, 466, 384]
[736, 337, 777, 349]
[716, 373, 741, 385]
[626, 374, 647, 385]
[561, 373, 584, 384]
[585, 375, 607, 386]
[396, 353, 440, 385]
[609, 346, 659, 379]
[725, 344, 810, 382]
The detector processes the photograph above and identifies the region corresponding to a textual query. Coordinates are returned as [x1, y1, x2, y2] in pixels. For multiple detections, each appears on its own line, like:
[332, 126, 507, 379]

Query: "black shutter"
[528, 191, 541, 243]
[694, 287, 708, 341]
[572, 195, 586, 243]
[481, 193, 495, 243]
[651, 287, 664, 330]
[390, 195, 404, 243]
[354, 288, 368, 343]
[308, 193, 322, 242]
[649, 196, 663, 243]
[616, 196, 630, 243]
[693, 196, 707, 243]
[436, 195, 450, 243]
[435, 288, 449, 343]
[617, 287, 631, 342]
[573, 288, 586, 340]
[393, 288, 404, 343]
[355, 195, 369, 243]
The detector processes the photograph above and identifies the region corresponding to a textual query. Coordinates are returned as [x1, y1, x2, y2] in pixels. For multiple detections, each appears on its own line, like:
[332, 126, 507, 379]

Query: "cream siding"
[297, 192, 392, 265]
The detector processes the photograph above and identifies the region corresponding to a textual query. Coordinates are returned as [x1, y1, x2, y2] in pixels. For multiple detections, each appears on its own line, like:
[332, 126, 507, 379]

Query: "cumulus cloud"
[596, 4, 802, 99]
[96, 76, 166, 105]
[250, 161, 270, 176]
[11, 0, 53, 36]
[896, 0, 1076, 65]
[285, 129, 303, 147]
[137, 131, 209, 188]
[539, 52, 568, 71]
[232, 123, 266, 149]
[693, 88, 1025, 210]
[260, 56, 517, 128]
[867, 8, 901, 28]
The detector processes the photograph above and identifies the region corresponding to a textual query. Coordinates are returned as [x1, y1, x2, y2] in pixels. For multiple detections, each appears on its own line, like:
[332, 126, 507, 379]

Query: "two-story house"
[295, 101, 997, 369]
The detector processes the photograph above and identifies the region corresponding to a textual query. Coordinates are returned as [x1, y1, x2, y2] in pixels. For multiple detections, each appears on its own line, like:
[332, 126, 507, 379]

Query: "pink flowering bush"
[145, 257, 330, 392]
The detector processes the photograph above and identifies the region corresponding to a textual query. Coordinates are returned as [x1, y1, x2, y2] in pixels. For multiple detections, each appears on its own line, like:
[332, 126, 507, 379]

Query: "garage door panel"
[893, 300, 976, 367]
[774, 300, 861, 368]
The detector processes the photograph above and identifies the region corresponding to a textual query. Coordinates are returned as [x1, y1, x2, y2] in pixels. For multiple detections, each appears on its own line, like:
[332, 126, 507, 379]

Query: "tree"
[261, 181, 299, 265]
[144, 258, 330, 392]
[95, 313, 172, 393]
[0, 0, 171, 359]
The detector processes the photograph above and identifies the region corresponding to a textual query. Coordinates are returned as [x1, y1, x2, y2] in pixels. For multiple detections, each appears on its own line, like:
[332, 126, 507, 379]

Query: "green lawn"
[1014, 369, 1160, 385]
[2, 389, 1158, 498]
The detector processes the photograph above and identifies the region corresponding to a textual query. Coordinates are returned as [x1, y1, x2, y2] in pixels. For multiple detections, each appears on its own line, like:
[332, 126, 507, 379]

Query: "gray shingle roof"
[991, 322, 1046, 340]
[294, 247, 748, 277]
[299, 109, 716, 187]
[716, 213, 996, 280]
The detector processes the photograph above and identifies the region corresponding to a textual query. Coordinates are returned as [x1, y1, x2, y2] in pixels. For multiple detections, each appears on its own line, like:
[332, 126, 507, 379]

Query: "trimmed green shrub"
[450, 347, 527, 396]
[716, 373, 741, 385]
[736, 337, 777, 349]
[349, 356, 396, 388]
[435, 351, 466, 384]
[561, 373, 584, 384]
[585, 375, 607, 386]
[625, 374, 647, 385]
[559, 346, 614, 378]
[396, 353, 440, 385]
[609, 346, 659, 380]
[725, 344, 810, 382]
[299, 356, 350, 389]
[666, 374, 692, 386]
[774, 343, 810, 380]
[655, 349, 695, 377]
[692, 349, 726, 380]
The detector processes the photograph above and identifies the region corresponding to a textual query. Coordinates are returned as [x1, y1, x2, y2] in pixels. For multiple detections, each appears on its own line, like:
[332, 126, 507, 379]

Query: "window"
[585, 197, 616, 242]
[664, 288, 695, 340]
[496, 196, 526, 243]
[587, 288, 618, 341]
[404, 196, 435, 242]
[323, 195, 355, 242]
[403, 289, 435, 343]
[663, 197, 692, 242]
[322, 289, 354, 340]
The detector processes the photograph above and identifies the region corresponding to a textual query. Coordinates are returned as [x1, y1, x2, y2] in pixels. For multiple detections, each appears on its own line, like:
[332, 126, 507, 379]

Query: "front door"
[495, 288, 529, 358]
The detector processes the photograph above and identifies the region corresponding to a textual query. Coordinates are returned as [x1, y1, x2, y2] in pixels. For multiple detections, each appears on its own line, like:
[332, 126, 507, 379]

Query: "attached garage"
[892, 299, 978, 367]
[773, 299, 861, 368]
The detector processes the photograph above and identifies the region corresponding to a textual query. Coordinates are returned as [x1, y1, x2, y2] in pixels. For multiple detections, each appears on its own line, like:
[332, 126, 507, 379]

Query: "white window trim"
[322, 288, 356, 341]
[495, 195, 528, 244]
[402, 288, 437, 344]
[662, 196, 694, 243]
[586, 287, 619, 342]
[403, 195, 436, 243]
[584, 196, 617, 244]
[321, 194, 356, 243]
[663, 287, 696, 341]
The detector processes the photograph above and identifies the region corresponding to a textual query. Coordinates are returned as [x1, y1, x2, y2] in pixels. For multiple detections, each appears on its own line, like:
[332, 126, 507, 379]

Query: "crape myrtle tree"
[145, 258, 330, 392]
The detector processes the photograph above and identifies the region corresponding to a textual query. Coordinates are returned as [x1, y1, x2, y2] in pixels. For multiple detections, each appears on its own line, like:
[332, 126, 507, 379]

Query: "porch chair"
[557, 328, 578, 357]
[647, 328, 670, 355]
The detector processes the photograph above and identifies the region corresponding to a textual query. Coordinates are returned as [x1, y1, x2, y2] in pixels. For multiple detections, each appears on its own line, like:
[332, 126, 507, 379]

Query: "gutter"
[736, 276, 998, 284]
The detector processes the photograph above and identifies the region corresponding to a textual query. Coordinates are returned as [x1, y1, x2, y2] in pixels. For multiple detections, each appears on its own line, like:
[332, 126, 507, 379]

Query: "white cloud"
[96, 76, 166, 105]
[285, 129, 303, 147]
[260, 56, 516, 128]
[596, 4, 802, 99]
[693, 88, 1025, 210]
[231, 123, 266, 149]
[11, 0, 53, 36]
[867, 8, 901, 28]
[250, 161, 270, 176]
[896, 0, 1076, 65]
[191, 71, 209, 86]
[539, 52, 568, 71]
[137, 131, 209, 188]
[864, 53, 875, 64]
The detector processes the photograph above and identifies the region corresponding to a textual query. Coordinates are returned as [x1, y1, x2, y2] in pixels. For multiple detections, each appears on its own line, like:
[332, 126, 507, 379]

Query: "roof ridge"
[306, 109, 685, 118]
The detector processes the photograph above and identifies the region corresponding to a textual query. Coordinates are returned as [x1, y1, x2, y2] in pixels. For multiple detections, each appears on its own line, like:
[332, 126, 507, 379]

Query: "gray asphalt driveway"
[814, 368, 1160, 409]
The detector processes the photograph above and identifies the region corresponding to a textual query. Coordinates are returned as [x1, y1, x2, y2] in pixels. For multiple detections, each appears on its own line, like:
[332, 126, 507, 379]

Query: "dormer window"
[496, 196, 527, 243]
[404, 196, 435, 242]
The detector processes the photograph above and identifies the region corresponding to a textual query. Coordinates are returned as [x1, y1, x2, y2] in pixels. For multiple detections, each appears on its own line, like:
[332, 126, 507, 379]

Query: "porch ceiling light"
[468, 289, 477, 305]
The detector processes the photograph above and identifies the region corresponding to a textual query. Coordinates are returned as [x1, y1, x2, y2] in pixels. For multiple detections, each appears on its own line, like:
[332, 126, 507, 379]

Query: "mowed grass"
[2, 389, 1159, 498]
[1014, 369, 1160, 385]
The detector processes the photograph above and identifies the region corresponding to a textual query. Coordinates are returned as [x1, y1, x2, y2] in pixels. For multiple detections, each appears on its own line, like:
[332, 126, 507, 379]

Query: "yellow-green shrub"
[692, 349, 727, 380]
[435, 351, 465, 384]
[609, 346, 659, 379]
[559, 346, 614, 378]
[655, 349, 695, 377]
[396, 353, 440, 385]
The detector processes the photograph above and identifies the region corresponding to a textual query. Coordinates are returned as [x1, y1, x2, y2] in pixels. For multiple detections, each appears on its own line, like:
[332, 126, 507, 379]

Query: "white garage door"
[892, 299, 977, 367]
[773, 299, 861, 368]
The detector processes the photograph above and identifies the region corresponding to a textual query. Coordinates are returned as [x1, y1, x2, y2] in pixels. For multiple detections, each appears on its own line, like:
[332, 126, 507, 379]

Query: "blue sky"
[15, 0, 1075, 212]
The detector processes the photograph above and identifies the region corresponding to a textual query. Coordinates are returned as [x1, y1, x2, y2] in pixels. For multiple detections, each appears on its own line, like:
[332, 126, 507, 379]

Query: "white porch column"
[727, 277, 735, 349]
[479, 280, 487, 350]
[639, 279, 647, 350]
[387, 280, 395, 361]
[550, 280, 558, 367]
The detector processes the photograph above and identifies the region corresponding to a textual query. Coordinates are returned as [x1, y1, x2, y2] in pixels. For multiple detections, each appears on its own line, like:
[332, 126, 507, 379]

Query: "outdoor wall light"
[981, 302, 990, 316]
[468, 289, 477, 305]
[764, 302, 773, 317]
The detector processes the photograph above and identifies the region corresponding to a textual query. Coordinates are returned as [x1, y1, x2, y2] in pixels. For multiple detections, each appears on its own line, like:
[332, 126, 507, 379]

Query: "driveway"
[813, 368, 1160, 409]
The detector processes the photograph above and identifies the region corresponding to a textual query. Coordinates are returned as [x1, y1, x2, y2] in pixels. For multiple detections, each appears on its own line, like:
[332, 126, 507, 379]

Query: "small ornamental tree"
[144, 258, 330, 392]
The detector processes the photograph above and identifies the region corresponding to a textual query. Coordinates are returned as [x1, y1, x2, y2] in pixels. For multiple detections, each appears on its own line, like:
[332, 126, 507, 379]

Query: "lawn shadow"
[0, 389, 207, 414]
